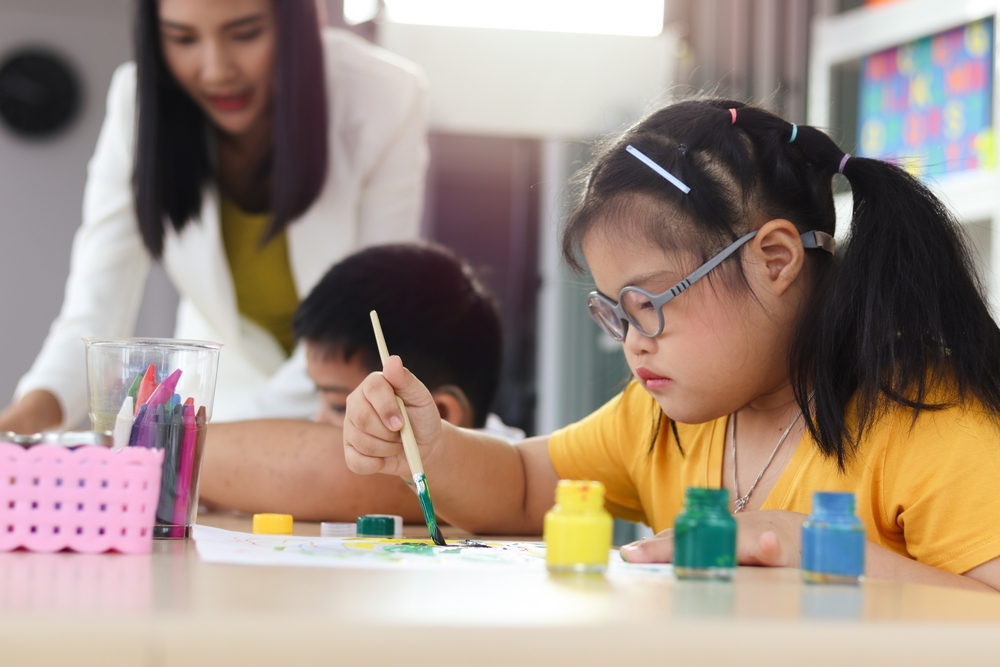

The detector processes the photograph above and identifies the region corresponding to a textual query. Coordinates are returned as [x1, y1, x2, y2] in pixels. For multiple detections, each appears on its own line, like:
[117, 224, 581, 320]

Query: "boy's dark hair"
[563, 98, 1000, 468]
[133, 0, 328, 258]
[293, 243, 503, 428]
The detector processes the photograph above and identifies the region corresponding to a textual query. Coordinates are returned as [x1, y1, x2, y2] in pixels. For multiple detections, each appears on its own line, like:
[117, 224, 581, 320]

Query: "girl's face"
[582, 221, 804, 423]
[158, 0, 276, 137]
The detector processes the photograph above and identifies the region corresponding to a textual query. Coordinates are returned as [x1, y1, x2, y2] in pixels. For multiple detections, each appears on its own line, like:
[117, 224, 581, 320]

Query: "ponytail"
[564, 98, 1000, 467]
[791, 155, 1000, 466]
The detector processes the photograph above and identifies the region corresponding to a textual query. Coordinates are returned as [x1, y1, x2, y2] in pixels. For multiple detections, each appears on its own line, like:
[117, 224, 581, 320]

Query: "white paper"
[193, 525, 673, 575]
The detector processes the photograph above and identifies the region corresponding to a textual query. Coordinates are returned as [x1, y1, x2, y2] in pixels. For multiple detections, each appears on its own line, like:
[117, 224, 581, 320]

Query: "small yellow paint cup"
[253, 513, 294, 535]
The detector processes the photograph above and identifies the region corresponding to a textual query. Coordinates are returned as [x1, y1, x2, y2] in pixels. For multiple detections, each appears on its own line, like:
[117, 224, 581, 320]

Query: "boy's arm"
[200, 419, 425, 523]
[344, 356, 560, 535]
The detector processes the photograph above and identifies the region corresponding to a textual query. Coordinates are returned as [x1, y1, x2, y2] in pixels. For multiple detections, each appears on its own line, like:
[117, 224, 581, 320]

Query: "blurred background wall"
[0, 0, 179, 424]
[1, 0, 986, 444]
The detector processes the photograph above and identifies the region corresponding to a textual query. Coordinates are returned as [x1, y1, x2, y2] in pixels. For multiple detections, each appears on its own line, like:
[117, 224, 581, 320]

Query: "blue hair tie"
[789, 124, 798, 143]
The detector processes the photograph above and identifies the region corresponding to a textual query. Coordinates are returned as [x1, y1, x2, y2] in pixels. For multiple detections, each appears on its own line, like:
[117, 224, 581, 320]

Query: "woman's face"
[158, 0, 276, 137]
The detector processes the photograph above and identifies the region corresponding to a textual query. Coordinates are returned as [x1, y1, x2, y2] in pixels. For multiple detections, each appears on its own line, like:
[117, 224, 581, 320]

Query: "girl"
[1, 0, 427, 433]
[342, 99, 1000, 592]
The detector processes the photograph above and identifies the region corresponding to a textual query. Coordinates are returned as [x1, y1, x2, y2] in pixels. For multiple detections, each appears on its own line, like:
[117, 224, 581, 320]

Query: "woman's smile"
[206, 90, 253, 113]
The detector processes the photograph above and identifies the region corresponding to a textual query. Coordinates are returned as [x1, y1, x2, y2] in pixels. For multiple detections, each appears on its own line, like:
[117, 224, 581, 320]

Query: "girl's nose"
[623, 321, 657, 357]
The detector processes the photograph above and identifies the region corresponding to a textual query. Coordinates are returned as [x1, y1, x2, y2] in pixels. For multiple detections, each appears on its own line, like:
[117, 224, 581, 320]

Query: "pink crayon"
[172, 402, 198, 526]
[142, 368, 182, 408]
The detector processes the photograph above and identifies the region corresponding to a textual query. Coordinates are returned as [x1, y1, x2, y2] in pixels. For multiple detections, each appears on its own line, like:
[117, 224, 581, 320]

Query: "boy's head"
[293, 243, 503, 429]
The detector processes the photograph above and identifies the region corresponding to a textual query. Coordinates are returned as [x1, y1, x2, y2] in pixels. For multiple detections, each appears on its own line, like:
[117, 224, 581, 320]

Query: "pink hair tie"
[729, 108, 737, 125]
[838, 153, 851, 174]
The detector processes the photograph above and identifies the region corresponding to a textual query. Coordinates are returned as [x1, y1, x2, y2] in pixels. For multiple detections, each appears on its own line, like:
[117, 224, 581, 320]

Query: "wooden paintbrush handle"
[371, 310, 427, 478]
[395, 396, 423, 476]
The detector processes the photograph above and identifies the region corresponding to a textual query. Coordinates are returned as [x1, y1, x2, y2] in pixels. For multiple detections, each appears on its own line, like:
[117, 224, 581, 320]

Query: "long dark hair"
[133, 0, 328, 258]
[563, 99, 1000, 468]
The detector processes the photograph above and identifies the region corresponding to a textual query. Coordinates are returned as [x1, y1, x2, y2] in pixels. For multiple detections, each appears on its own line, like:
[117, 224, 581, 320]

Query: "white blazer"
[16, 29, 429, 427]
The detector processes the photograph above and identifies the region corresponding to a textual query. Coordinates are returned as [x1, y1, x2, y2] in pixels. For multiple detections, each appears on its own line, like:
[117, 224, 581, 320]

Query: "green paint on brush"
[413, 473, 447, 546]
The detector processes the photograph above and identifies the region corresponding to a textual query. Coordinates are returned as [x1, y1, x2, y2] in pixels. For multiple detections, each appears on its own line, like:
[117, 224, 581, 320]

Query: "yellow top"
[549, 380, 1000, 575]
[252, 513, 294, 535]
[220, 197, 299, 356]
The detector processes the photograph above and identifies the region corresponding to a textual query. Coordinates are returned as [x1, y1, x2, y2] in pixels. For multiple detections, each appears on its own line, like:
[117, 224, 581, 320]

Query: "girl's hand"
[620, 510, 808, 567]
[343, 355, 443, 479]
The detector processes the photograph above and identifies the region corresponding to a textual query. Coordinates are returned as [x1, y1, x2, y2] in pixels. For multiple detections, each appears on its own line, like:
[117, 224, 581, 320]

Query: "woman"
[0, 0, 428, 432]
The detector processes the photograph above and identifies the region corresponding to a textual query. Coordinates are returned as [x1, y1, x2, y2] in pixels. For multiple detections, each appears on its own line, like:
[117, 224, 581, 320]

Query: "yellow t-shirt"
[220, 197, 299, 356]
[549, 380, 1000, 575]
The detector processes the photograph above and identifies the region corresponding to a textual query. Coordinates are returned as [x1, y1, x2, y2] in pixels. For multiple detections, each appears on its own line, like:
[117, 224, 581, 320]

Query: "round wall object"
[0, 48, 81, 139]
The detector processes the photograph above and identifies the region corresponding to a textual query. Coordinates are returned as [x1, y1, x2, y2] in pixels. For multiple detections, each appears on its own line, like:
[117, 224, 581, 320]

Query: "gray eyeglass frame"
[587, 230, 834, 341]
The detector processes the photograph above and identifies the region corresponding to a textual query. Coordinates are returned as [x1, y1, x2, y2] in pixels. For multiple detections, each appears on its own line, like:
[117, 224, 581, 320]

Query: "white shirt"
[480, 414, 526, 444]
[16, 29, 429, 427]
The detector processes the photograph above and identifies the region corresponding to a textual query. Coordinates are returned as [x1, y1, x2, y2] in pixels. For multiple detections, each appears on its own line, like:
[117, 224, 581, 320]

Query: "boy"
[199, 243, 521, 520]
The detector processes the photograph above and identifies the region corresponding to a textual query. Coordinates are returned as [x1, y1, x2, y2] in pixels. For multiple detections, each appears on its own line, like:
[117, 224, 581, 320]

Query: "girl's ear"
[430, 385, 475, 428]
[750, 219, 806, 296]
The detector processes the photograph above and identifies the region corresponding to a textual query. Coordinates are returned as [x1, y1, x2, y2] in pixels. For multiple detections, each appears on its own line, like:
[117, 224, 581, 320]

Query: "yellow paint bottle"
[544, 480, 613, 574]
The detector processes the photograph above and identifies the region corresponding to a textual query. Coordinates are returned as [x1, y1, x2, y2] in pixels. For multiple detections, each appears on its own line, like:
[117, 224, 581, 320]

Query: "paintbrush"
[370, 310, 447, 547]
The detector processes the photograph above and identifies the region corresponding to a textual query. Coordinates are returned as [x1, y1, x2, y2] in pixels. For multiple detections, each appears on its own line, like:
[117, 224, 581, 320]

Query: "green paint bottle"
[673, 487, 737, 580]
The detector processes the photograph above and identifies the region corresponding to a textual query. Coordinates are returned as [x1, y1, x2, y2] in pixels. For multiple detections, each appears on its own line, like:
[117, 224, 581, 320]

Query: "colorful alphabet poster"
[857, 18, 995, 177]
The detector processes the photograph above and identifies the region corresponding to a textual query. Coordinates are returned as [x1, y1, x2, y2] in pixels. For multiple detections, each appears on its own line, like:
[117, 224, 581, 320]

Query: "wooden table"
[2, 512, 1000, 666]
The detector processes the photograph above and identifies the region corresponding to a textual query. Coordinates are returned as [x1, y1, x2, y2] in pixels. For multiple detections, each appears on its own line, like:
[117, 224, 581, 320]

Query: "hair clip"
[729, 108, 738, 125]
[789, 124, 798, 143]
[626, 145, 690, 194]
[838, 153, 851, 174]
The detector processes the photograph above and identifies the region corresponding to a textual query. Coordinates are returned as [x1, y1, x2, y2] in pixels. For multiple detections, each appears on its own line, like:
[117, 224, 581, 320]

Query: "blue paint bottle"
[801, 491, 865, 584]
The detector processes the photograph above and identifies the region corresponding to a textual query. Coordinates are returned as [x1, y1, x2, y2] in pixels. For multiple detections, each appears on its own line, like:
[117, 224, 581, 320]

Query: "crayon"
[128, 403, 147, 448]
[172, 403, 198, 526]
[143, 368, 182, 409]
[135, 364, 157, 414]
[157, 406, 185, 527]
[135, 402, 158, 449]
[152, 403, 168, 450]
[126, 373, 143, 404]
[192, 406, 208, 494]
[112, 396, 133, 451]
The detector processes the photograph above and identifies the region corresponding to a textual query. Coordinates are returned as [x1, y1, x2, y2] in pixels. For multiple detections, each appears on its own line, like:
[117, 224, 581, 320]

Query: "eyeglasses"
[587, 230, 835, 341]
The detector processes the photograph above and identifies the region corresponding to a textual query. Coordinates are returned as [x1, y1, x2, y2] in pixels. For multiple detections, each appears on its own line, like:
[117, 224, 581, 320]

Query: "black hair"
[293, 243, 503, 428]
[133, 0, 328, 258]
[564, 98, 1000, 468]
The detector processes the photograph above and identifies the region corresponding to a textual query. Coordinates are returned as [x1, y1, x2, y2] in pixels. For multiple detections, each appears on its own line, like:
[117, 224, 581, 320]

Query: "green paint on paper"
[382, 543, 464, 556]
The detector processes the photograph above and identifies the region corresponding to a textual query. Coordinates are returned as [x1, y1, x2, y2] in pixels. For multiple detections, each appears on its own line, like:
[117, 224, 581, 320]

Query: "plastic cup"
[84, 338, 221, 539]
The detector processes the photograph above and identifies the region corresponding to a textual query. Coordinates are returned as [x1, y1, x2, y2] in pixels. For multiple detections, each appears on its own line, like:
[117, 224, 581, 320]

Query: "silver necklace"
[730, 401, 807, 513]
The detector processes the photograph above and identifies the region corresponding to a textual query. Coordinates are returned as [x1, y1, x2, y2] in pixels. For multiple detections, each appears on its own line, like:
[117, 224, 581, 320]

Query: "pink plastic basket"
[0, 443, 163, 555]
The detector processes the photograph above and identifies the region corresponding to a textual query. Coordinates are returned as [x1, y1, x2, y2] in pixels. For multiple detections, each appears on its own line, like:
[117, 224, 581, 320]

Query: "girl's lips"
[635, 367, 673, 391]
[206, 92, 252, 112]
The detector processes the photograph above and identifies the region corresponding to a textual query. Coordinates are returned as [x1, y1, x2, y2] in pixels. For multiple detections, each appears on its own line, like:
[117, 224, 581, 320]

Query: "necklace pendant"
[734, 495, 749, 513]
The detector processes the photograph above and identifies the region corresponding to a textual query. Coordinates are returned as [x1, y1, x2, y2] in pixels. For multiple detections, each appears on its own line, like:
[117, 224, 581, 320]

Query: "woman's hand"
[620, 510, 808, 567]
[0, 390, 62, 434]
[343, 355, 444, 479]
